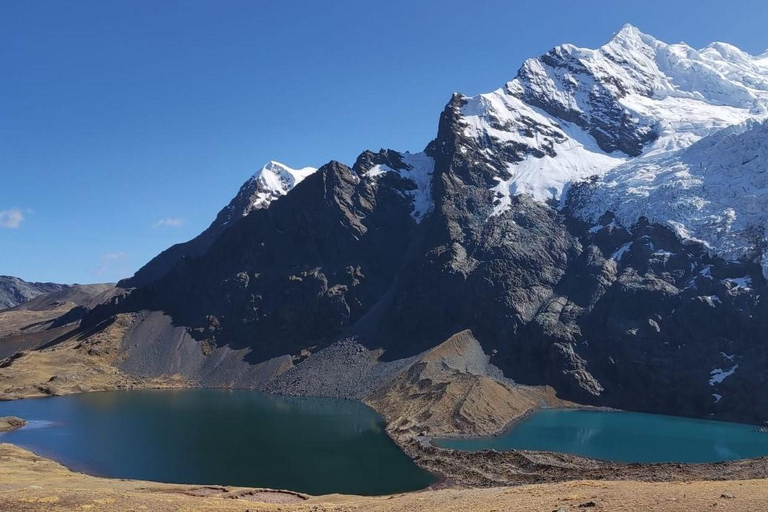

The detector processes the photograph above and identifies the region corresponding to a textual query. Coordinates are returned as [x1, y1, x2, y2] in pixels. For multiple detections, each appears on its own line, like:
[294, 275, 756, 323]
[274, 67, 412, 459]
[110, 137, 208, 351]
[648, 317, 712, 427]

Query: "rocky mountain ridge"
[46, 25, 768, 425]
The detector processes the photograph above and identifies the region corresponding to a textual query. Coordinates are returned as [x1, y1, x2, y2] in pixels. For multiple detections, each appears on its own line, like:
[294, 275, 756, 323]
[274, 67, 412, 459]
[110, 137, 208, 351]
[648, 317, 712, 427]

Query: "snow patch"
[727, 276, 753, 290]
[461, 92, 626, 210]
[709, 364, 739, 386]
[249, 161, 317, 210]
[401, 152, 436, 223]
[360, 152, 435, 223]
[611, 242, 633, 261]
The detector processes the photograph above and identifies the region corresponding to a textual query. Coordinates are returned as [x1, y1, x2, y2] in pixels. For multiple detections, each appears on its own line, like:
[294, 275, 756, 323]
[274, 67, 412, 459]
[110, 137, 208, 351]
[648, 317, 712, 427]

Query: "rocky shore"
[0, 416, 25, 433]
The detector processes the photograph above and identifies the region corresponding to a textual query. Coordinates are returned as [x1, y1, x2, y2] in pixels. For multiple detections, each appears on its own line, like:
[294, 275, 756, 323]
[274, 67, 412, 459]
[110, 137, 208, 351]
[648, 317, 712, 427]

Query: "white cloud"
[0, 208, 24, 228]
[93, 252, 128, 278]
[152, 217, 184, 229]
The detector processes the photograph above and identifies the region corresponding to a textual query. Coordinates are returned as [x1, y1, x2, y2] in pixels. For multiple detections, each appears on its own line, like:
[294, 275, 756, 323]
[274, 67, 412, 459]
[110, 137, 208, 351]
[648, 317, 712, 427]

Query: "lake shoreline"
[429, 408, 768, 464]
[4, 442, 768, 512]
[5, 385, 768, 491]
[0, 388, 436, 496]
[421, 404, 614, 446]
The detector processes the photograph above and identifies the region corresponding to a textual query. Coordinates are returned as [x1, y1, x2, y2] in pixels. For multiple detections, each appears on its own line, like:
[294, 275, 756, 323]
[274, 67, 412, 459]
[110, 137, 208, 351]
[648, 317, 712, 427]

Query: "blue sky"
[3, 0, 768, 283]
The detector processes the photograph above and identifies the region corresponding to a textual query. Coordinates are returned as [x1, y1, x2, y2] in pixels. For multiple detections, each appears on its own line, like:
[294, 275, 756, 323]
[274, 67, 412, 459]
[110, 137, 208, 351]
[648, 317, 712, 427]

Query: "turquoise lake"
[0, 389, 435, 495]
[433, 409, 768, 463]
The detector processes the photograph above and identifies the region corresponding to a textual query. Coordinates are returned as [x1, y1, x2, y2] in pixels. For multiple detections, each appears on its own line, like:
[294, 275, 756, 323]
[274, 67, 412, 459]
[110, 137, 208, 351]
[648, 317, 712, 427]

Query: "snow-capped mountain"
[459, 23, 768, 273]
[228, 161, 317, 219]
[572, 119, 768, 276]
[214, 161, 318, 230]
[99, 25, 768, 424]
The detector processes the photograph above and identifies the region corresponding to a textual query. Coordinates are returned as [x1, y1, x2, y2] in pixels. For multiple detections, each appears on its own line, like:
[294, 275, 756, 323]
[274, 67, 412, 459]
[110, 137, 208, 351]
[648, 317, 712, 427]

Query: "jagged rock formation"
[68, 26, 768, 424]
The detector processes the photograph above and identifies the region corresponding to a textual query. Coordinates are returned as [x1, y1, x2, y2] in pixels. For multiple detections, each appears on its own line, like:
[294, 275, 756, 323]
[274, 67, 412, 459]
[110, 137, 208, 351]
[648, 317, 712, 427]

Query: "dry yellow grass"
[0, 313, 188, 400]
[0, 304, 74, 339]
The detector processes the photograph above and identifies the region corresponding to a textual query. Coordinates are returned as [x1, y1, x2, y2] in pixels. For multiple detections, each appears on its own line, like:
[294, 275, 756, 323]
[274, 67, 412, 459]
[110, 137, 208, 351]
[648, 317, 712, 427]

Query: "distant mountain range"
[47, 25, 768, 424]
[0, 276, 68, 310]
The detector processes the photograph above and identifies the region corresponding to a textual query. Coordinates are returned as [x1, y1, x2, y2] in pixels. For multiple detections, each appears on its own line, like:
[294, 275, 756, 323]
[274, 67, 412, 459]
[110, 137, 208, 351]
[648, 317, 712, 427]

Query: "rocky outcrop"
[0, 416, 25, 433]
[367, 330, 567, 439]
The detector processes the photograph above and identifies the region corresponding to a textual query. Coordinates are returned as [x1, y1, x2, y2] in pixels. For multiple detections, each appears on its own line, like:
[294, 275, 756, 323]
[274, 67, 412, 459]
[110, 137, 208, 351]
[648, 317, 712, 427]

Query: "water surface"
[0, 389, 435, 495]
[433, 409, 768, 463]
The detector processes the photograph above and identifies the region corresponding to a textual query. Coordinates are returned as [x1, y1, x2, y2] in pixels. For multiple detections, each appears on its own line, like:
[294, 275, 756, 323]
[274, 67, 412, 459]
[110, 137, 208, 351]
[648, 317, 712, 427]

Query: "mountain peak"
[604, 22, 656, 49]
[264, 159, 286, 169]
[252, 160, 302, 179]
[101, 25, 768, 434]
[615, 22, 642, 38]
[247, 161, 317, 209]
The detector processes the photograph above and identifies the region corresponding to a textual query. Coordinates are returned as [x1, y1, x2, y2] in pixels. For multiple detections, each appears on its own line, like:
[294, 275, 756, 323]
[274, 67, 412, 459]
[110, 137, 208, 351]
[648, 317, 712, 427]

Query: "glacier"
[457, 23, 768, 276]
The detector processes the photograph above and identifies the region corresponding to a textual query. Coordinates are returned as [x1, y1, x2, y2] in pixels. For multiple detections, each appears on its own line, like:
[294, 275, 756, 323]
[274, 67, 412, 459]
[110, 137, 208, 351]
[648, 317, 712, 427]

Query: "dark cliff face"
[89, 94, 768, 424]
[375, 96, 581, 360]
[513, 211, 768, 420]
[102, 160, 420, 361]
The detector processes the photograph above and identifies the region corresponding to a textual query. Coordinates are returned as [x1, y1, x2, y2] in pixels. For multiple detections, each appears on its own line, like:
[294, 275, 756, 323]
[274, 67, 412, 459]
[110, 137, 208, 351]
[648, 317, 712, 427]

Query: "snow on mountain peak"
[455, 25, 768, 272]
[460, 24, 768, 203]
[572, 118, 768, 277]
[216, 160, 317, 228]
[248, 160, 318, 210]
[607, 23, 655, 48]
